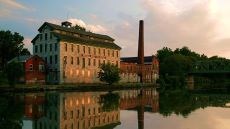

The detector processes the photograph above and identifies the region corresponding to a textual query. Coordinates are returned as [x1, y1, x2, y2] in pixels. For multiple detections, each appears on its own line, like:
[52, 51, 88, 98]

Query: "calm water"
[1, 88, 230, 129]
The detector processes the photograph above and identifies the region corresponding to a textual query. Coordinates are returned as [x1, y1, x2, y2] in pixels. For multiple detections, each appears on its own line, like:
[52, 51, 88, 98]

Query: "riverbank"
[0, 83, 158, 93]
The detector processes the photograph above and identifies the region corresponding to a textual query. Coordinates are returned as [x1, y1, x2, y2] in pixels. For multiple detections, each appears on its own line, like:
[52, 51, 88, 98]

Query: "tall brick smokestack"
[138, 20, 144, 83]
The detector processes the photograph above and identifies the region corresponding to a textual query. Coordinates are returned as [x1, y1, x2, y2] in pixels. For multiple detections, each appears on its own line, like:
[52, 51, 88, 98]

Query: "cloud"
[142, 0, 218, 53]
[0, 0, 31, 18]
[0, 0, 29, 10]
[67, 18, 108, 33]
[106, 0, 228, 58]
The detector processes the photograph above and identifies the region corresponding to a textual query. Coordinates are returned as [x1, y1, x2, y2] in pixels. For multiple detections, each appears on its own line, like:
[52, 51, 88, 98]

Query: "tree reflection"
[0, 94, 24, 129]
[159, 91, 230, 117]
[99, 92, 120, 112]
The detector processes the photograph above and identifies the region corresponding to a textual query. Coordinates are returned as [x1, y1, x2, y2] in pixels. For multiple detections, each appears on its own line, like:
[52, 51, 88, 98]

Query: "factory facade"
[32, 21, 121, 84]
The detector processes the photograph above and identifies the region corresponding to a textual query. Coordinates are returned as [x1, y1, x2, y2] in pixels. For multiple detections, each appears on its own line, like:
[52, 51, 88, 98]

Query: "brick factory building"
[32, 21, 121, 84]
[120, 55, 159, 83]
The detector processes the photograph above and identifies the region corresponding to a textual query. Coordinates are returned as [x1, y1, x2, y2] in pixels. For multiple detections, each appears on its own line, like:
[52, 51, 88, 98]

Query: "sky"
[1, 0, 230, 58]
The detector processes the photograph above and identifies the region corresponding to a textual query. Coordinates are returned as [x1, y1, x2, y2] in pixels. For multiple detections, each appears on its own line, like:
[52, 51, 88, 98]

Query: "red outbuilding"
[8, 55, 46, 84]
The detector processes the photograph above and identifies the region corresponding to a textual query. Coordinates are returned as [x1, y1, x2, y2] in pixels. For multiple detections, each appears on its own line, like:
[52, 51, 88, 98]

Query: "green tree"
[156, 47, 173, 62]
[0, 30, 30, 70]
[74, 24, 86, 31]
[160, 54, 192, 76]
[98, 63, 120, 85]
[6, 61, 24, 87]
[20, 48, 31, 56]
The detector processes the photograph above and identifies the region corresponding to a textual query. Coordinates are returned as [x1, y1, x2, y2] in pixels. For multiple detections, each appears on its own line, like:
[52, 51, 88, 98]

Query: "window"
[29, 64, 33, 71]
[40, 44, 43, 53]
[77, 110, 80, 118]
[63, 56, 67, 64]
[88, 47, 91, 54]
[77, 57, 80, 65]
[82, 58, 85, 68]
[50, 44, 52, 52]
[35, 45, 38, 53]
[98, 60, 101, 66]
[71, 57, 73, 65]
[88, 109, 91, 115]
[45, 44, 47, 52]
[71, 44, 73, 52]
[49, 56, 52, 64]
[116, 51, 119, 57]
[65, 43, 67, 51]
[88, 58, 91, 66]
[103, 60, 105, 64]
[63, 112, 67, 120]
[55, 55, 58, 64]
[77, 45, 80, 53]
[93, 59, 96, 66]
[93, 108, 95, 114]
[103, 49, 105, 56]
[50, 33, 52, 39]
[45, 57, 47, 63]
[112, 50, 114, 57]
[108, 49, 110, 56]
[98, 48, 101, 55]
[55, 43, 57, 51]
[94, 48, 96, 55]
[39, 64, 44, 71]
[71, 111, 73, 119]
[45, 33, 47, 40]
[83, 46, 85, 53]
[40, 34, 42, 41]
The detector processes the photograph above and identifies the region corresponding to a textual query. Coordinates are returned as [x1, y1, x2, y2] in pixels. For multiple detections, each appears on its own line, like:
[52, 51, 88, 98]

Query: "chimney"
[137, 20, 144, 83]
[138, 20, 144, 65]
[61, 21, 72, 28]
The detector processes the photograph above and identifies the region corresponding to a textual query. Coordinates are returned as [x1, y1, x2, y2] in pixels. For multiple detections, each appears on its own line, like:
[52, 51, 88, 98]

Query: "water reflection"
[1, 88, 230, 129]
[0, 94, 24, 129]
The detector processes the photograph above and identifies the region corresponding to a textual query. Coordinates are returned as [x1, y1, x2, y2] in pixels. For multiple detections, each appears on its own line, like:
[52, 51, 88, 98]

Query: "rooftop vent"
[61, 21, 72, 28]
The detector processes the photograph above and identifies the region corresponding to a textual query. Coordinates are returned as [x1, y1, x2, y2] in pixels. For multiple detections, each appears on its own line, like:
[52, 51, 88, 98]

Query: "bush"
[98, 63, 120, 85]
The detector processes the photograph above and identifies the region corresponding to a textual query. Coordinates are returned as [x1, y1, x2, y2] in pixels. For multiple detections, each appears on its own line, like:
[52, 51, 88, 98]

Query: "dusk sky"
[1, 0, 230, 58]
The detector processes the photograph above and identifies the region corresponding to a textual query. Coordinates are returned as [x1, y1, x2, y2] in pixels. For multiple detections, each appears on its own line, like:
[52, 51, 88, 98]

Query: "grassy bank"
[0, 83, 158, 93]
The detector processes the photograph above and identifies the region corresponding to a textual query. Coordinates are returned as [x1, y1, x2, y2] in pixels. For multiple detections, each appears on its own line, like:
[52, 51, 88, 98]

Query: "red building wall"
[24, 55, 46, 84]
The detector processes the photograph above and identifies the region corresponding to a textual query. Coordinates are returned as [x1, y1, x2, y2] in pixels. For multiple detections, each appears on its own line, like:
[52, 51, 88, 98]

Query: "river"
[0, 88, 230, 129]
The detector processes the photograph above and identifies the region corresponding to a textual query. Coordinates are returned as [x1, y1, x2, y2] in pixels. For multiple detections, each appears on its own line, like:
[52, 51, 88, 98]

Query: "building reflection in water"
[22, 88, 159, 129]
[119, 88, 159, 129]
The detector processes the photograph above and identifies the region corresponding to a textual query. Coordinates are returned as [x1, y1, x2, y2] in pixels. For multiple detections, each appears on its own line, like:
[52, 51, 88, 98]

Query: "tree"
[0, 30, 30, 70]
[74, 25, 86, 31]
[98, 63, 120, 85]
[156, 47, 173, 62]
[20, 48, 31, 56]
[160, 54, 192, 76]
[6, 61, 24, 87]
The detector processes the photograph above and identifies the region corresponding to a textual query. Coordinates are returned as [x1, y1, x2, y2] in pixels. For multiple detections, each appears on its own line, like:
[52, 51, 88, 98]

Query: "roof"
[8, 55, 32, 64]
[38, 22, 114, 41]
[120, 56, 154, 63]
[53, 32, 121, 50]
